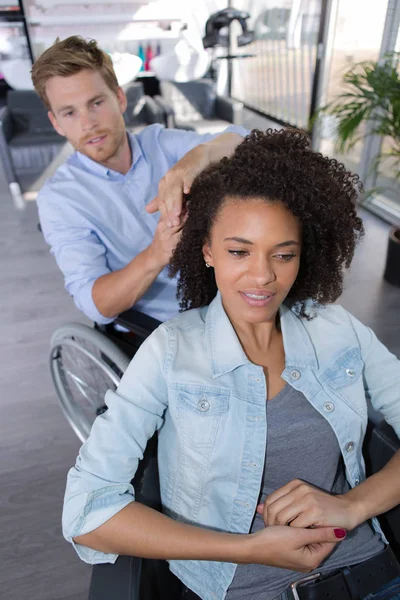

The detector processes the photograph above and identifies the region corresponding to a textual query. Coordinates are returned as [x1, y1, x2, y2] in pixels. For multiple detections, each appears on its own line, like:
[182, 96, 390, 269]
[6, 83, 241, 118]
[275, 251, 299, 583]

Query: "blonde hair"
[31, 36, 119, 109]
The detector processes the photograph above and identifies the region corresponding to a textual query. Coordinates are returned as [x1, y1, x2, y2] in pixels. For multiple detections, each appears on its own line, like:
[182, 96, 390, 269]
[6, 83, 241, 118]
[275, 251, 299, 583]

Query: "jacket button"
[323, 401, 335, 412]
[346, 368, 356, 378]
[198, 398, 210, 412]
[290, 369, 301, 380]
[345, 441, 355, 452]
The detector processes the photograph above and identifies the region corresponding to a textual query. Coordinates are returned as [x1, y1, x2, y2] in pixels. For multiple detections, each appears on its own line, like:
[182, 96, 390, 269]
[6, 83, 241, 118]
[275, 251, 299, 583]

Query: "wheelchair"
[50, 310, 400, 600]
[50, 308, 184, 599]
[50, 309, 161, 443]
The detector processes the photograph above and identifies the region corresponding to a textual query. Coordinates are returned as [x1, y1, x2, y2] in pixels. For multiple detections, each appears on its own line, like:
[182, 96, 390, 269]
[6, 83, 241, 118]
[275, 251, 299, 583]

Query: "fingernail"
[167, 220, 173, 228]
[334, 528, 347, 539]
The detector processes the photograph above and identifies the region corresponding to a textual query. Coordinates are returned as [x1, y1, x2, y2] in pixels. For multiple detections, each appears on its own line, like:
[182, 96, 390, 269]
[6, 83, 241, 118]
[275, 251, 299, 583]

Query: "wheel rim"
[50, 336, 124, 443]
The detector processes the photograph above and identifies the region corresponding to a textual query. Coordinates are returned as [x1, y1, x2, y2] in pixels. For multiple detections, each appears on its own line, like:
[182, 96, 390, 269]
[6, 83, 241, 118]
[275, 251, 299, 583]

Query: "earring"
[205, 262, 211, 268]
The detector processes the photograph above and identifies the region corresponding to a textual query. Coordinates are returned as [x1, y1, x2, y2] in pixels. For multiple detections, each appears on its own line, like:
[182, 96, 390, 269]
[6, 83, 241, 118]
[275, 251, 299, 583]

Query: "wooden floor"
[0, 169, 399, 600]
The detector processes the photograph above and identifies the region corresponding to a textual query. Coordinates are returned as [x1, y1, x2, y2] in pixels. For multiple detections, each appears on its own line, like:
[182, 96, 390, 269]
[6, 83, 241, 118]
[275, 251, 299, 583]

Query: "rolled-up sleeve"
[62, 324, 170, 564]
[38, 192, 113, 324]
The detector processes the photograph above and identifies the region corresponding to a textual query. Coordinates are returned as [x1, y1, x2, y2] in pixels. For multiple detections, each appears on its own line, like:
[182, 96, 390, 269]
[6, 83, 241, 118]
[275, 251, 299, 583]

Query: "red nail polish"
[334, 528, 347, 539]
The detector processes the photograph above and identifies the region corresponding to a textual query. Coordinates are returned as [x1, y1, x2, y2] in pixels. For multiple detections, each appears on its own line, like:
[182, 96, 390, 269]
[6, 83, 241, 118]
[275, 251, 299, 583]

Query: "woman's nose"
[247, 257, 276, 284]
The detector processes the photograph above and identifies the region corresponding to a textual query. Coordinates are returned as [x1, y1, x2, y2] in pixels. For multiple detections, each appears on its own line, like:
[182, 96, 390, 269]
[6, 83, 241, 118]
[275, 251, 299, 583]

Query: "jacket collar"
[279, 303, 319, 370]
[205, 293, 318, 379]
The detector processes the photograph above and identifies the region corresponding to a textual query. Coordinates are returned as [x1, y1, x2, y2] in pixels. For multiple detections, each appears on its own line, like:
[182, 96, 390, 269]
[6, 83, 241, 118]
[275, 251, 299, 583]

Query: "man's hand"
[146, 132, 243, 226]
[257, 479, 360, 531]
[147, 217, 182, 272]
[246, 525, 346, 572]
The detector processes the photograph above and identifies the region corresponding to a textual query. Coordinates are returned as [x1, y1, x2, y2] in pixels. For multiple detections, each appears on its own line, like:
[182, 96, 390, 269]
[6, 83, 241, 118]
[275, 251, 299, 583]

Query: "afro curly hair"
[169, 128, 364, 318]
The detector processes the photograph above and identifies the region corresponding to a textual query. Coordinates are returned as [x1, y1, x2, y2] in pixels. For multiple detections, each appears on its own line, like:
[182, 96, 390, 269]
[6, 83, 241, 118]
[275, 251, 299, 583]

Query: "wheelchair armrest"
[153, 95, 176, 129]
[364, 419, 400, 557]
[115, 309, 161, 340]
[215, 96, 244, 125]
[89, 555, 142, 600]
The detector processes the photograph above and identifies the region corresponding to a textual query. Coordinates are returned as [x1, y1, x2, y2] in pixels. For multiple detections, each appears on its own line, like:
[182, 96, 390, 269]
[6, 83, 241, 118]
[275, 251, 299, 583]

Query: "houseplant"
[318, 52, 400, 286]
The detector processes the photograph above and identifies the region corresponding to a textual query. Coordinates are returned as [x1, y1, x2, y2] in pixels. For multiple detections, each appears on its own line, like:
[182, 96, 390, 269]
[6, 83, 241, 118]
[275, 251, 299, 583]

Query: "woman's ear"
[202, 241, 213, 267]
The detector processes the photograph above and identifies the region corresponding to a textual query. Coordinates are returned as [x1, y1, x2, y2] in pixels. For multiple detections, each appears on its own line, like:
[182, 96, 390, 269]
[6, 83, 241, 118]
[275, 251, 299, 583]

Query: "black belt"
[288, 545, 400, 600]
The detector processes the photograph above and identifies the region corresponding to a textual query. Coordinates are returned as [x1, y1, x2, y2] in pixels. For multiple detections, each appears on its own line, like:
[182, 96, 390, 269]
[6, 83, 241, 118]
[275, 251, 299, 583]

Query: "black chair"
[0, 89, 69, 206]
[123, 81, 166, 134]
[364, 417, 400, 557]
[154, 79, 244, 134]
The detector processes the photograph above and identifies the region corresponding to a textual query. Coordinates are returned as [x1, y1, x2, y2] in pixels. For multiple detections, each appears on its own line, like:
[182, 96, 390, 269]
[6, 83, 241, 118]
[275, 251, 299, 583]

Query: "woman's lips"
[240, 291, 275, 307]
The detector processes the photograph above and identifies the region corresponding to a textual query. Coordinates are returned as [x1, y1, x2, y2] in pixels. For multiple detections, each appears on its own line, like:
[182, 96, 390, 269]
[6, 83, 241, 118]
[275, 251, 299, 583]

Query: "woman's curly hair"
[170, 128, 364, 318]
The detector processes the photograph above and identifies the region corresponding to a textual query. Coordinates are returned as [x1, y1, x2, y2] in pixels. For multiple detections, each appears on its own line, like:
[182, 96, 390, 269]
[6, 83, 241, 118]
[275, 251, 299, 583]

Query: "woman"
[63, 129, 400, 600]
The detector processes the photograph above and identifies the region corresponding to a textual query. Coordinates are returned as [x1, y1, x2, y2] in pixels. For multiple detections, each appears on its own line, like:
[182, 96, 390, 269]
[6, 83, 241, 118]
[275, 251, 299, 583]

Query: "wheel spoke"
[52, 334, 126, 440]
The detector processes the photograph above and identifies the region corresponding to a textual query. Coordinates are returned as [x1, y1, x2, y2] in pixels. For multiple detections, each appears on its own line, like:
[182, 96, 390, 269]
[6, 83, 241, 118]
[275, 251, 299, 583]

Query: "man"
[32, 36, 247, 324]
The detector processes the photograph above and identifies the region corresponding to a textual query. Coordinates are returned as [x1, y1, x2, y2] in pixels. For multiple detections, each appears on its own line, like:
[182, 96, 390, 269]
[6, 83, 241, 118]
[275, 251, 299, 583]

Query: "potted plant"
[317, 52, 400, 286]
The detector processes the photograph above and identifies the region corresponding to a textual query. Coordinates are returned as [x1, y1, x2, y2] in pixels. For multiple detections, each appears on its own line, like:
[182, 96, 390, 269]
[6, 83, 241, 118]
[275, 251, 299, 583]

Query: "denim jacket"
[63, 293, 400, 600]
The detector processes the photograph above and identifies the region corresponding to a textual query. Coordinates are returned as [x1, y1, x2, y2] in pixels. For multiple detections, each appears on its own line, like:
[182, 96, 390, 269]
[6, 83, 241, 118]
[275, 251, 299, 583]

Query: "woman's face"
[203, 198, 302, 325]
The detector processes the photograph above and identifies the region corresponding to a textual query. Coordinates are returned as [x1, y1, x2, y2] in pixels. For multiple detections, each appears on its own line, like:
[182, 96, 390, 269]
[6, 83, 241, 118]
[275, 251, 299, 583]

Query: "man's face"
[46, 69, 127, 163]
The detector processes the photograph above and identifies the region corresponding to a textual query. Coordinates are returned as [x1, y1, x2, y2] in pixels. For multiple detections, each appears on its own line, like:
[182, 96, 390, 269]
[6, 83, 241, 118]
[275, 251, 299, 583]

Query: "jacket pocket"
[324, 347, 363, 389]
[323, 347, 367, 419]
[176, 384, 230, 448]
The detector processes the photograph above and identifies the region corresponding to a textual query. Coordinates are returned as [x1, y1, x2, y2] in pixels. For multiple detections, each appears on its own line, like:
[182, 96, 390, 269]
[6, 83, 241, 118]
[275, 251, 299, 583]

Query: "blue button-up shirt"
[37, 124, 247, 324]
[63, 293, 400, 600]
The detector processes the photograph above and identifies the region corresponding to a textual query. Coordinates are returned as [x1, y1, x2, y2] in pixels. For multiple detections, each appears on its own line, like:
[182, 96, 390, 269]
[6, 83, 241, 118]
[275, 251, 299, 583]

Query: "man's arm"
[93, 130, 245, 318]
[92, 218, 180, 319]
[147, 130, 246, 226]
[38, 197, 180, 323]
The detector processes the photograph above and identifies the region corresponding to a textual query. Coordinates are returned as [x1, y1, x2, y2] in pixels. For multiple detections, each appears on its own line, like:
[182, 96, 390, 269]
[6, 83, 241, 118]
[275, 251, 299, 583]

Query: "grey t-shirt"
[226, 384, 384, 600]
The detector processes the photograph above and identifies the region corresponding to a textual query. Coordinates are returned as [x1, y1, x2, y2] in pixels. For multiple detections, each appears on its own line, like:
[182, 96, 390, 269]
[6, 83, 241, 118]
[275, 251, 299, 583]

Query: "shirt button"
[290, 369, 301, 380]
[323, 401, 335, 413]
[354, 478, 360, 485]
[346, 368, 356, 378]
[345, 441, 355, 452]
[198, 398, 210, 412]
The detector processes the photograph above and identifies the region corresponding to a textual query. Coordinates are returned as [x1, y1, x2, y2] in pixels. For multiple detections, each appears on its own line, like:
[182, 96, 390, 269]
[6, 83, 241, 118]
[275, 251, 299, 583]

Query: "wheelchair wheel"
[50, 323, 131, 443]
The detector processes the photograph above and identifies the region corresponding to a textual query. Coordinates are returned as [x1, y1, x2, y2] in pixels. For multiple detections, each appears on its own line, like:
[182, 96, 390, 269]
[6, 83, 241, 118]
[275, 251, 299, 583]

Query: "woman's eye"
[228, 250, 248, 257]
[275, 253, 296, 262]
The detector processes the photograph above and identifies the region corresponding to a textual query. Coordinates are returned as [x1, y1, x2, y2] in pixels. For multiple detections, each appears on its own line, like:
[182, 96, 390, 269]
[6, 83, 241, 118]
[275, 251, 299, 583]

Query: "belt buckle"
[290, 572, 322, 600]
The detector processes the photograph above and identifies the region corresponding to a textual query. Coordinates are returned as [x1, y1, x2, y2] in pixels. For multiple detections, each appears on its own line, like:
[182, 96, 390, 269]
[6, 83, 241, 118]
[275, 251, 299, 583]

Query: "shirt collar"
[205, 293, 318, 379]
[76, 132, 143, 180]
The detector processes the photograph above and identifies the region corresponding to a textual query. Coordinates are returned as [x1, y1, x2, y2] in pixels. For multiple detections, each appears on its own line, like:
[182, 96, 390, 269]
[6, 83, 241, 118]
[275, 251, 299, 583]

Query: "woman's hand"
[257, 480, 360, 531]
[246, 525, 346, 572]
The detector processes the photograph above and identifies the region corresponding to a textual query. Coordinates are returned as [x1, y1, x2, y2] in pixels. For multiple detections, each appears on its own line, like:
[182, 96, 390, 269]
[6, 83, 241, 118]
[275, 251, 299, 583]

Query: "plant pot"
[384, 227, 400, 287]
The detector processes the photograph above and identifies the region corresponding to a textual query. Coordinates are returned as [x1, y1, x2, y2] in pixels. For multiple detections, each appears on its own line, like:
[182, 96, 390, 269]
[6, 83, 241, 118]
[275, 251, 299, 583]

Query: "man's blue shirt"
[37, 124, 247, 323]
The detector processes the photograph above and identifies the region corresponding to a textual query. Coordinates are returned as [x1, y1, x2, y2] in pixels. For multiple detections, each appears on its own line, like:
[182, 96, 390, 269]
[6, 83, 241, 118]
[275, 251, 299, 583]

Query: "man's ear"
[117, 87, 127, 114]
[48, 111, 65, 137]
[202, 241, 213, 267]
